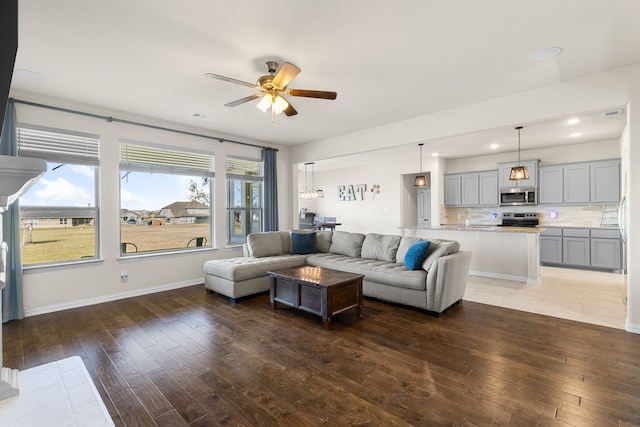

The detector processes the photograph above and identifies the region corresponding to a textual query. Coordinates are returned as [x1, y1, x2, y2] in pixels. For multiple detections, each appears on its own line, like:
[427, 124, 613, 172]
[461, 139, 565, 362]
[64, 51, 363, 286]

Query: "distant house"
[159, 201, 210, 225]
[121, 209, 142, 224]
[20, 207, 94, 229]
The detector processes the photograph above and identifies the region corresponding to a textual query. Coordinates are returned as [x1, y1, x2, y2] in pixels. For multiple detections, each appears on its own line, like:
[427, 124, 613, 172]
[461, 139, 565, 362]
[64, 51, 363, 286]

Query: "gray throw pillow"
[361, 233, 402, 262]
[421, 239, 460, 271]
[329, 231, 366, 257]
[396, 237, 424, 264]
[246, 232, 284, 258]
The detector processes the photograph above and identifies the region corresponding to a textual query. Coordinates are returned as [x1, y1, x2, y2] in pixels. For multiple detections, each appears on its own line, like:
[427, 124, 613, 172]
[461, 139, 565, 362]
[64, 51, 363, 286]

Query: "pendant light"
[299, 162, 324, 199]
[414, 143, 428, 187]
[509, 126, 529, 181]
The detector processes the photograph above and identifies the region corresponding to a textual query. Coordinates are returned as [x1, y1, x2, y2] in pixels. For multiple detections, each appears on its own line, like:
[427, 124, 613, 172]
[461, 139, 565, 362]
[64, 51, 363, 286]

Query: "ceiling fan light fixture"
[272, 96, 289, 115]
[256, 95, 271, 113]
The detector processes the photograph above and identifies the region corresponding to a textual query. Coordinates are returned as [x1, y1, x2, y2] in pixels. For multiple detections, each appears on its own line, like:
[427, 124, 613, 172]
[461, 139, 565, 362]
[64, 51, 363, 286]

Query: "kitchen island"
[400, 225, 544, 284]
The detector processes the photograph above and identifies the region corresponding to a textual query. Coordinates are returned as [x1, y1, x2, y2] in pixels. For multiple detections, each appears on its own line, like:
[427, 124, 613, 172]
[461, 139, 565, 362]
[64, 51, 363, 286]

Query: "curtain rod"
[9, 97, 277, 152]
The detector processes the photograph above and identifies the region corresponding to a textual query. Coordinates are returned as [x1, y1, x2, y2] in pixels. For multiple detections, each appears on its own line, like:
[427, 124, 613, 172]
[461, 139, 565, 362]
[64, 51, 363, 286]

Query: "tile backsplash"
[442, 204, 619, 228]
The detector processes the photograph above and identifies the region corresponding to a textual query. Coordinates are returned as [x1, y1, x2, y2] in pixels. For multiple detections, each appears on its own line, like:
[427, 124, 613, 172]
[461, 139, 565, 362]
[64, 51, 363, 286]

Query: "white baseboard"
[469, 270, 540, 285]
[24, 279, 202, 317]
[625, 320, 640, 334]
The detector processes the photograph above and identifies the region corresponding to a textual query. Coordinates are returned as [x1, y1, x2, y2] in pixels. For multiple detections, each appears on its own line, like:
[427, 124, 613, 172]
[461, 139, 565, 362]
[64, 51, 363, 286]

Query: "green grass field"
[21, 224, 211, 264]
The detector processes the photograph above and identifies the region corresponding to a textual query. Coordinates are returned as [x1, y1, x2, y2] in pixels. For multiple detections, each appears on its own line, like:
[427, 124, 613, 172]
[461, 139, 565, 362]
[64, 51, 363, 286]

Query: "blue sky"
[20, 163, 205, 211]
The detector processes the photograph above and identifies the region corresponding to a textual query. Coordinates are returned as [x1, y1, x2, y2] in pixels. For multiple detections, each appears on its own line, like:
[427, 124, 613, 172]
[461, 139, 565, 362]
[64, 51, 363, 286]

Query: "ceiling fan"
[204, 61, 337, 118]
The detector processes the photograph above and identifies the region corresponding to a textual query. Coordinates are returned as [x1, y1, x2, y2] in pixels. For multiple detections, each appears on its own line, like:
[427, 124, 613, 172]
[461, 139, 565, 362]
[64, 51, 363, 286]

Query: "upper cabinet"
[539, 159, 620, 205]
[498, 159, 539, 188]
[444, 171, 498, 207]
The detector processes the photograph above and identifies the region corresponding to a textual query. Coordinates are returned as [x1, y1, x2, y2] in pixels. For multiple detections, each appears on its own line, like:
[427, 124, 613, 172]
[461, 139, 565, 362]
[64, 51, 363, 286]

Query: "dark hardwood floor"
[3, 285, 640, 426]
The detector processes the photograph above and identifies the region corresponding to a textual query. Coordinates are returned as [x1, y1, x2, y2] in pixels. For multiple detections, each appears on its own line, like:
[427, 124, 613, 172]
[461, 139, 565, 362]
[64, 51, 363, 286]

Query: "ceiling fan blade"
[225, 94, 262, 107]
[272, 62, 301, 88]
[204, 72, 257, 89]
[283, 98, 298, 116]
[288, 89, 337, 100]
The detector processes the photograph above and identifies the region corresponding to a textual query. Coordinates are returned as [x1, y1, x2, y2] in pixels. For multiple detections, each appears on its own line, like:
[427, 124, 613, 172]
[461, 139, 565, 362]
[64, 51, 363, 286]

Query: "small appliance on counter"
[499, 212, 539, 227]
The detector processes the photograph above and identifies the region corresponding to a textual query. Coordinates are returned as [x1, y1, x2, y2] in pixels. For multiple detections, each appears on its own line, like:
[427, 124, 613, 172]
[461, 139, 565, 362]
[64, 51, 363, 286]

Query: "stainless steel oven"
[499, 187, 537, 206]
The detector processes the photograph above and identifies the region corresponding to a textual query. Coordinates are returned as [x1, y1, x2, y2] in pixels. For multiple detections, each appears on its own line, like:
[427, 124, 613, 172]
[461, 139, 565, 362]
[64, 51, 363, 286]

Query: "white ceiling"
[11, 0, 639, 158]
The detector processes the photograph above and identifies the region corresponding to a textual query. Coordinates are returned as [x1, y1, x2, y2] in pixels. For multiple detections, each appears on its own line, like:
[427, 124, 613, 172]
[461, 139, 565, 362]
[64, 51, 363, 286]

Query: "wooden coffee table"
[268, 265, 364, 329]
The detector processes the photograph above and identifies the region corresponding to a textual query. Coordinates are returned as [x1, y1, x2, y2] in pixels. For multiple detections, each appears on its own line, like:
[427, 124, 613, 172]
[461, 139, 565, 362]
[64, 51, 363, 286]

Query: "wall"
[291, 64, 640, 333]
[11, 92, 290, 316]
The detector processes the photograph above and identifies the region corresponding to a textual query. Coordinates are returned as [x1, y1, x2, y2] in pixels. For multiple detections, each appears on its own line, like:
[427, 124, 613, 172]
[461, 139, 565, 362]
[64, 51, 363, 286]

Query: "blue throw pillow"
[403, 241, 431, 270]
[291, 232, 317, 255]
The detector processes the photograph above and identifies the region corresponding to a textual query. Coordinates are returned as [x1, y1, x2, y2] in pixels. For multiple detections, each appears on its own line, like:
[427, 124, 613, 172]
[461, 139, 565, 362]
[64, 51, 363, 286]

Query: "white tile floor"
[464, 266, 627, 329]
[0, 356, 114, 427]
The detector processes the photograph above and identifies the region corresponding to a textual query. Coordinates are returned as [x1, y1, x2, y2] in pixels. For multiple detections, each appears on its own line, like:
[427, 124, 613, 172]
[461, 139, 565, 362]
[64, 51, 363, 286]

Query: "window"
[119, 141, 214, 255]
[226, 156, 262, 244]
[17, 125, 100, 265]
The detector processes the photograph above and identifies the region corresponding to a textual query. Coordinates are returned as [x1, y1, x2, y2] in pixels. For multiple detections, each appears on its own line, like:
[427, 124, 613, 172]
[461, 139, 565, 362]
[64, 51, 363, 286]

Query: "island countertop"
[400, 225, 545, 234]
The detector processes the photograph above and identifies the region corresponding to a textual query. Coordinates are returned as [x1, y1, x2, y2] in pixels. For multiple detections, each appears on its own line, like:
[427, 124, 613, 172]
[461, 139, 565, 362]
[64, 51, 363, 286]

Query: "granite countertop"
[400, 225, 544, 234]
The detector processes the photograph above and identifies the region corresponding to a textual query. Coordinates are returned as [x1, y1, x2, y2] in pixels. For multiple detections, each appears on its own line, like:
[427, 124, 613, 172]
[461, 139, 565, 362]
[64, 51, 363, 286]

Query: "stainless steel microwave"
[499, 187, 537, 206]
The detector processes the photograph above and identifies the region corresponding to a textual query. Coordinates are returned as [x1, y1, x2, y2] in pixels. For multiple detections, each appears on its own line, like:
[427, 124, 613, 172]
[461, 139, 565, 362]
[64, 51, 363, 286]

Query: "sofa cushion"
[329, 231, 366, 257]
[361, 233, 402, 262]
[246, 232, 284, 257]
[421, 239, 461, 271]
[204, 255, 308, 281]
[291, 232, 317, 254]
[307, 253, 427, 291]
[315, 230, 333, 253]
[395, 237, 424, 264]
[404, 241, 431, 270]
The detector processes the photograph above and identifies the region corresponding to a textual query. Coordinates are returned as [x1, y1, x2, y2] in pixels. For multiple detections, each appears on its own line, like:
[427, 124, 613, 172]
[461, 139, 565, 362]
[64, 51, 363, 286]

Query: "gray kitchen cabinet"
[563, 228, 590, 267]
[590, 159, 620, 203]
[563, 163, 590, 204]
[540, 228, 562, 264]
[540, 227, 623, 272]
[538, 165, 563, 204]
[539, 159, 620, 205]
[417, 187, 431, 228]
[461, 173, 479, 205]
[590, 228, 622, 270]
[444, 174, 461, 206]
[445, 171, 498, 207]
[498, 159, 539, 188]
[478, 171, 499, 205]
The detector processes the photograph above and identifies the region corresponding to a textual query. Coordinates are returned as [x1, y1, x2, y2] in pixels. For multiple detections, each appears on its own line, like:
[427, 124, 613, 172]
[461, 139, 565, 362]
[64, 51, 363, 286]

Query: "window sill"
[23, 258, 104, 274]
[118, 246, 217, 260]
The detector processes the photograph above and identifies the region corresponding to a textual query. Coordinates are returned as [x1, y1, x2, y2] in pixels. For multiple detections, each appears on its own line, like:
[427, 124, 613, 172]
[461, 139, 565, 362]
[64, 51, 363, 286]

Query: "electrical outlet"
[120, 270, 128, 283]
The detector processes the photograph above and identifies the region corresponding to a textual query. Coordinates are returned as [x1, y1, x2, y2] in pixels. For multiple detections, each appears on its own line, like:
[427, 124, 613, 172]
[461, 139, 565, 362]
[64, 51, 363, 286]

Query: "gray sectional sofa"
[203, 230, 472, 315]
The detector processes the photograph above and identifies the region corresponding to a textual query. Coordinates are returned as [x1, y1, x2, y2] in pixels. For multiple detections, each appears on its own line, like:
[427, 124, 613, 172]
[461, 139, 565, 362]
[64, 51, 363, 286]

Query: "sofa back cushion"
[246, 232, 284, 257]
[421, 239, 460, 271]
[329, 231, 366, 257]
[361, 233, 402, 262]
[396, 236, 424, 264]
[315, 230, 333, 253]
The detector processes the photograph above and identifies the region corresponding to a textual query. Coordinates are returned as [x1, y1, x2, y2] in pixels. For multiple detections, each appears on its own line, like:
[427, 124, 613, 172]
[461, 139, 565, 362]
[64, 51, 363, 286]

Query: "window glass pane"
[20, 162, 98, 265]
[120, 171, 211, 253]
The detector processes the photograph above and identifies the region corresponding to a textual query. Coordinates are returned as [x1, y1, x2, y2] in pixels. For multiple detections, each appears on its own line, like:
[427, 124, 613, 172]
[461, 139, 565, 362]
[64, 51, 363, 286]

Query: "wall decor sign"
[337, 184, 367, 201]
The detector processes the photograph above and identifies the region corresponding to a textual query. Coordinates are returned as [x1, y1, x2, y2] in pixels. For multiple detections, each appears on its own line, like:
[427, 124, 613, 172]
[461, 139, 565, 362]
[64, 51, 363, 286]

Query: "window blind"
[17, 124, 100, 165]
[120, 141, 215, 177]
[226, 156, 263, 181]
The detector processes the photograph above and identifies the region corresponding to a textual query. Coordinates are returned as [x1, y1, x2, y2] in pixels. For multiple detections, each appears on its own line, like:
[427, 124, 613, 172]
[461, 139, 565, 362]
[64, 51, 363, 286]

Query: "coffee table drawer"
[272, 276, 297, 306]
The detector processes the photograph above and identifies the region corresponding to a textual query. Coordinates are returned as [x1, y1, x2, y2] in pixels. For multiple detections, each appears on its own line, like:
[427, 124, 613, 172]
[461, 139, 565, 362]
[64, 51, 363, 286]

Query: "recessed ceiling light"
[431, 152, 439, 157]
[570, 132, 582, 138]
[490, 143, 499, 150]
[528, 47, 563, 62]
[567, 118, 580, 125]
[15, 69, 45, 80]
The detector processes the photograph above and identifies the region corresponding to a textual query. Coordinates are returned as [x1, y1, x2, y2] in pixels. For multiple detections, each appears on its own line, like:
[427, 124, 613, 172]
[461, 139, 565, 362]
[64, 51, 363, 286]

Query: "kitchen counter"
[400, 226, 541, 284]
[434, 225, 544, 233]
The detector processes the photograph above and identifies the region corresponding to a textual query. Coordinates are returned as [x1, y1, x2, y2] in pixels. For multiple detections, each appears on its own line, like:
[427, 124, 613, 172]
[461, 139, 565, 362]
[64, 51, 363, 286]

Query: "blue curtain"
[262, 148, 278, 231]
[1, 100, 24, 322]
